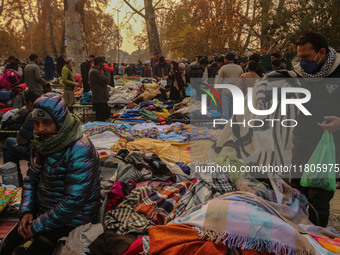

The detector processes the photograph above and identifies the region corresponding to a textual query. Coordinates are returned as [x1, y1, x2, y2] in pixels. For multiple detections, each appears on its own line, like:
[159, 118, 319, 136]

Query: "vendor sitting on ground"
[2, 90, 41, 186]
[2, 93, 101, 255]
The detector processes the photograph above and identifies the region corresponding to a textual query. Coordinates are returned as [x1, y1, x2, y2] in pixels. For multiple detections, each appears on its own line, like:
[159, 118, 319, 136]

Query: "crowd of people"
[0, 31, 340, 254]
[0, 48, 287, 123]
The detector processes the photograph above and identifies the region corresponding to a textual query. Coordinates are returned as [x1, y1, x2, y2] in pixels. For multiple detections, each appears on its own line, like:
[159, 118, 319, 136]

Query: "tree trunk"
[41, 0, 48, 57]
[60, 23, 66, 55]
[259, 0, 272, 51]
[64, 0, 87, 73]
[48, 2, 58, 56]
[144, 0, 162, 56]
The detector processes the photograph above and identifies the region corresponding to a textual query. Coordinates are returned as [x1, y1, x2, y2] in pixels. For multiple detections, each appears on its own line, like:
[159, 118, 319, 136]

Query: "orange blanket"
[149, 224, 275, 255]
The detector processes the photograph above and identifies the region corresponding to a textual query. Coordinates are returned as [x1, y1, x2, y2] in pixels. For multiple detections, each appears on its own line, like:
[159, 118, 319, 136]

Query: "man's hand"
[26, 225, 35, 239]
[18, 213, 33, 239]
[318, 116, 340, 132]
[74, 82, 80, 86]
[157, 77, 161, 81]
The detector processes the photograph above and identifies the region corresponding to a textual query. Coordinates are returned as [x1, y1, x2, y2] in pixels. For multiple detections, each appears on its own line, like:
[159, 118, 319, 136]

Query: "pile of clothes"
[0, 183, 22, 215]
[108, 81, 141, 106]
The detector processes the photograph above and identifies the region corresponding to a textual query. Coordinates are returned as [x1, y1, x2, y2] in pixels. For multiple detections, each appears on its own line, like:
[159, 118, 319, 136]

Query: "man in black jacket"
[207, 56, 220, 79]
[2, 90, 41, 186]
[153, 56, 171, 82]
[291, 31, 340, 227]
[89, 56, 111, 121]
[80, 55, 94, 93]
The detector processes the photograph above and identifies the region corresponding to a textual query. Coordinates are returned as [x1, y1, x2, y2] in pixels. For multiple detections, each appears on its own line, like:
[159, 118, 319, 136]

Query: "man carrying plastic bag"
[291, 32, 340, 227]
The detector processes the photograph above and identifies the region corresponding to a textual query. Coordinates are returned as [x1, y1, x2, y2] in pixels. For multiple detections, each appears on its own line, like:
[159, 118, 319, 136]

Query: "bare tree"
[122, 0, 163, 56]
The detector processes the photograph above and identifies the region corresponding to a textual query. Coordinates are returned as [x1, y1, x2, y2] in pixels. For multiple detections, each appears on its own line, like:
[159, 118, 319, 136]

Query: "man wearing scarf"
[291, 32, 340, 227]
[3, 93, 101, 254]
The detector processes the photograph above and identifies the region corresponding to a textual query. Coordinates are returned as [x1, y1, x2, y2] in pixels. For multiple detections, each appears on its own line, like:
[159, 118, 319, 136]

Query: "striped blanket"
[208, 70, 300, 169]
[134, 182, 191, 225]
[173, 191, 340, 255]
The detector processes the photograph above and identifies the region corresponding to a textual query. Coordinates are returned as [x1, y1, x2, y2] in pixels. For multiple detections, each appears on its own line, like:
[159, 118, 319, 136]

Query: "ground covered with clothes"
[1, 78, 340, 255]
[69, 116, 340, 254]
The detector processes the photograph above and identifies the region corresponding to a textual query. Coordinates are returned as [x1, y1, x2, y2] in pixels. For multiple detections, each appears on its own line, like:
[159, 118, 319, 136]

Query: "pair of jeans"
[221, 94, 233, 120]
[3, 137, 31, 186]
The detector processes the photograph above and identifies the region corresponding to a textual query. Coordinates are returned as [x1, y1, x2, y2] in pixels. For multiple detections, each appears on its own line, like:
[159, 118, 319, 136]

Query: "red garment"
[107, 180, 136, 211]
[11, 83, 28, 93]
[73, 73, 82, 85]
[93, 62, 114, 73]
[0, 107, 13, 113]
[153, 56, 159, 65]
[123, 236, 144, 255]
[104, 63, 114, 73]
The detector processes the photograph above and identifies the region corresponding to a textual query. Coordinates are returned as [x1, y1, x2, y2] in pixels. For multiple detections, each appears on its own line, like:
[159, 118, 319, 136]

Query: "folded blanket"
[88, 131, 120, 150]
[111, 138, 191, 164]
[173, 191, 340, 255]
[174, 165, 234, 218]
[148, 224, 229, 255]
[309, 233, 340, 254]
[105, 186, 156, 235]
[120, 110, 141, 119]
[208, 71, 300, 168]
[84, 125, 159, 142]
[134, 182, 191, 225]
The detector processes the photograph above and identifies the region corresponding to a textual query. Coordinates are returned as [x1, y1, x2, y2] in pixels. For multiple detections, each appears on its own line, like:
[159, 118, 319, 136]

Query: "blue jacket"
[20, 93, 101, 234]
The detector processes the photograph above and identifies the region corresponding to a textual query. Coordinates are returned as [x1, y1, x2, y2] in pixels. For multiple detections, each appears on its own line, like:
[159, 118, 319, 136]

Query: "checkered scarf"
[296, 47, 337, 79]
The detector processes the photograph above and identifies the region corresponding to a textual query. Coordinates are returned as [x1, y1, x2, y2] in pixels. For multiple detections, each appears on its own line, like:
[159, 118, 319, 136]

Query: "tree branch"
[122, 0, 145, 19]
[18, 0, 28, 31]
[153, 0, 162, 9]
[123, 11, 139, 25]
[27, 0, 38, 24]
[154, 6, 175, 15]
[0, 0, 4, 17]
[223, 1, 261, 39]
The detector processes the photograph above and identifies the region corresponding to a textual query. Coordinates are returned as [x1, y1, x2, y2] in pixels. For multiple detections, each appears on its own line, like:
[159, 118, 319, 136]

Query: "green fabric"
[60, 65, 75, 90]
[33, 112, 82, 154]
[300, 130, 337, 192]
[140, 109, 158, 121]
